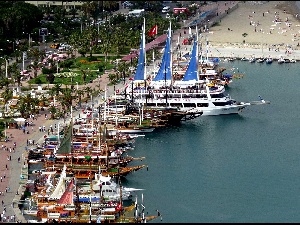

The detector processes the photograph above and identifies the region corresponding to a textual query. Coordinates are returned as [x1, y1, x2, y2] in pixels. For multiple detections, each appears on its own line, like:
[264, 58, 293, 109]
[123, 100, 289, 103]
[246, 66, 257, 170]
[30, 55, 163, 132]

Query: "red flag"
[148, 25, 158, 37]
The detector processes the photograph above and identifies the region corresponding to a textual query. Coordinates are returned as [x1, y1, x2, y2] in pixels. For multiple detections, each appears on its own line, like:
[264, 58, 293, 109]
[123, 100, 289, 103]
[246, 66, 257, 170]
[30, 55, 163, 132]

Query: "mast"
[152, 50, 155, 75]
[141, 193, 146, 223]
[196, 25, 199, 82]
[89, 194, 92, 223]
[164, 64, 167, 107]
[143, 17, 146, 81]
[169, 20, 173, 86]
[206, 35, 208, 64]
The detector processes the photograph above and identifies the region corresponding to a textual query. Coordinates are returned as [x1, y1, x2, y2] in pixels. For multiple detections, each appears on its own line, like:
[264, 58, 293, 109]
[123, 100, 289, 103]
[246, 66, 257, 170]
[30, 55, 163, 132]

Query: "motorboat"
[256, 58, 265, 63]
[265, 58, 273, 64]
[28, 159, 43, 164]
[75, 172, 143, 202]
[249, 57, 256, 63]
[278, 57, 285, 64]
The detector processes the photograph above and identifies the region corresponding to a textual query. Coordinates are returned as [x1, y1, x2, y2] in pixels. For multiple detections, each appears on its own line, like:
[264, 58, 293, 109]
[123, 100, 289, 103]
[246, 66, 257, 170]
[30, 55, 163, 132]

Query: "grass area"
[28, 56, 117, 85]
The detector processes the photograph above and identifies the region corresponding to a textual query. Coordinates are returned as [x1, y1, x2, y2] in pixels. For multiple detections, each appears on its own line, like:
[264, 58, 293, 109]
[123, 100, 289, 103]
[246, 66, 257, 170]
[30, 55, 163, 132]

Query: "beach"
[171, 1, 300, 60]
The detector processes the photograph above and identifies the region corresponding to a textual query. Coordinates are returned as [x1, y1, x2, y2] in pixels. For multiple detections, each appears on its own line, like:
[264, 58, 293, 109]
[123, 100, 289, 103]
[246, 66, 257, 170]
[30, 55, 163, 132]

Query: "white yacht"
[75, 171, 143, 202]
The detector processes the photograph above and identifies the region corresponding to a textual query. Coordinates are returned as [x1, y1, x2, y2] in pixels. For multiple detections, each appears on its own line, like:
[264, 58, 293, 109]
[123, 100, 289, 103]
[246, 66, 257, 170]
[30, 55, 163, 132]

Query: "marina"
[2, 1, 300, 223]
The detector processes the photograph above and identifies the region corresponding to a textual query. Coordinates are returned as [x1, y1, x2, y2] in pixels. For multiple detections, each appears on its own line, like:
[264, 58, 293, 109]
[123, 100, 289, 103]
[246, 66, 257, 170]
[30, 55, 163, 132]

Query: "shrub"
[42, 67, 55, 74]
[87, 56, 98, 62]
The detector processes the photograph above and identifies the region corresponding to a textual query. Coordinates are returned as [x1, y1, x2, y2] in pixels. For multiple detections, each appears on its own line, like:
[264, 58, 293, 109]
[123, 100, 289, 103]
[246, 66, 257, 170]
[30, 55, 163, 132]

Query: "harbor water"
[125, 61, 300, 223]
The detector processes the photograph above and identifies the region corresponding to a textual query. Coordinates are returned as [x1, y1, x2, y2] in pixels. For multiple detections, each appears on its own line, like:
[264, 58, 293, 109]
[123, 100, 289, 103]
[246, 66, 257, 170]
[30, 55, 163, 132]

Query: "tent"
[14, 118, 26, 122]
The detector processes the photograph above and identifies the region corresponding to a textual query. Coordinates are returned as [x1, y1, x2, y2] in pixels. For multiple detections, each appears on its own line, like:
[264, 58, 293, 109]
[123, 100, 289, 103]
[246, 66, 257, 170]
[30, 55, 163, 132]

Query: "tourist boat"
[128, 26, 258, 116]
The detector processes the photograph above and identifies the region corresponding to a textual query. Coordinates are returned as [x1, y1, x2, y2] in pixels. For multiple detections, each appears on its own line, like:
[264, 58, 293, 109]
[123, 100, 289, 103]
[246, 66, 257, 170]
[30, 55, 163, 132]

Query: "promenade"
[0, 75, 125, 222]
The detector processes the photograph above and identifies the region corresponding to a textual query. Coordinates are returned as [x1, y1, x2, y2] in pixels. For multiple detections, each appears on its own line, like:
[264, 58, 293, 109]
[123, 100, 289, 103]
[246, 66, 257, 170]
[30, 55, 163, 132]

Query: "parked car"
[162, 6, 171, 13]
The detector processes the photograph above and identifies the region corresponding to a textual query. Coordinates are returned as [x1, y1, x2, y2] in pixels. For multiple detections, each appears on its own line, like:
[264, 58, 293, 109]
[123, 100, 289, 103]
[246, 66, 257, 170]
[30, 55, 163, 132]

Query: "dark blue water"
[125, 61, 300, 223]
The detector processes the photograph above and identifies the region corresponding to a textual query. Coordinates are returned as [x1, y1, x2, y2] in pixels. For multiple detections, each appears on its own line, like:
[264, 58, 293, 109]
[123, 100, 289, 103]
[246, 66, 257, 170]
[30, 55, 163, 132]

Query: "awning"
[14, 118, 26, 122]
[121, 34, 168, 61]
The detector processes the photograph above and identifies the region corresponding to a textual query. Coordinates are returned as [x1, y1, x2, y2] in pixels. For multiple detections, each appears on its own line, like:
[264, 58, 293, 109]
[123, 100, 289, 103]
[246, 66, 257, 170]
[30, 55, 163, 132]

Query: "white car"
[75, 118, 86, 123]
[162, 6, 170, 13]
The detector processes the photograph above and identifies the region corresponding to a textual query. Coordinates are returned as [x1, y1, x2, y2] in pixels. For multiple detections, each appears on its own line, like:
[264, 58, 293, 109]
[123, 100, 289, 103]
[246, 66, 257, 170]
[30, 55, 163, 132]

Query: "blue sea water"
[125, 61, 300, 223]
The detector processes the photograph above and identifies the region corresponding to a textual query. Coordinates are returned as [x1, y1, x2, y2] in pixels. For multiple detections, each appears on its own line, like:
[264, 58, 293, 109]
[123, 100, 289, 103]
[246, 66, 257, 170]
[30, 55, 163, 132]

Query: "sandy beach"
[208, 1, 300, 46]
[170, 1, 300, 60]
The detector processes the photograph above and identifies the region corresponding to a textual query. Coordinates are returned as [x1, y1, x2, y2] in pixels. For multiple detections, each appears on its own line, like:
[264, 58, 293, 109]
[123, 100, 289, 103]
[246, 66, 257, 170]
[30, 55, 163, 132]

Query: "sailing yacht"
[127, 25, 267, 116]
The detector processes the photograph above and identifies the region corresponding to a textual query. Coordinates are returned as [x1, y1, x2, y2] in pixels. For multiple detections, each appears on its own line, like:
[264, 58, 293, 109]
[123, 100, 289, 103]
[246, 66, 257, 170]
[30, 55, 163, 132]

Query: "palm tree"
[116, 61, 129, 81]
[1, 88, 13, 115]
[48, 105, 57, 119]
[84, 86, 92, 99]
[17, 93, 36, 117]
[0, 78, 12, 89]
[76, 89, 85, 108]
[38, 94, 48, 107]
[27, 60, 42, 78]
[10, 62, 21, 87]
[59, 87, 73, 113]
[52, 83, 62, 96]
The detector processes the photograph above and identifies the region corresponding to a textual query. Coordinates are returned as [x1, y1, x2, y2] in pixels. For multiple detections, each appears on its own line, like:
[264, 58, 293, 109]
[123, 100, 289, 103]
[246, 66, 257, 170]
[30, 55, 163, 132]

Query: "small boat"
[256, 58, 264, 63]
[32, 169, 46, 174]
[23, 209, 38, 216]
[265, 58, 273, 64]
[28, 159, 43, 164]
[290, 59, 296, 63]
[240, 57, 248, 61]
[249, 57, 256, 63]
[278, 58, 285, 64]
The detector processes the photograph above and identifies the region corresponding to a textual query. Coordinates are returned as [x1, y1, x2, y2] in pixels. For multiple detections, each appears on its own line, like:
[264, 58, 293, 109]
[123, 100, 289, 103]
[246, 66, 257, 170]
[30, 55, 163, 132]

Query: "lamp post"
[0, 57, 8, 78]
[76, 82, 78, 90]
[29, 33, 32, 48]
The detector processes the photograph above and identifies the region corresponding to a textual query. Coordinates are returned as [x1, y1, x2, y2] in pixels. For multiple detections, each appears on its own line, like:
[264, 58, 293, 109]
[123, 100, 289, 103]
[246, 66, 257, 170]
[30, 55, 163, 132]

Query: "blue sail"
[182, 38, 198, 81]
[152, 29, 172, 82]
[133, 28, 145, 81]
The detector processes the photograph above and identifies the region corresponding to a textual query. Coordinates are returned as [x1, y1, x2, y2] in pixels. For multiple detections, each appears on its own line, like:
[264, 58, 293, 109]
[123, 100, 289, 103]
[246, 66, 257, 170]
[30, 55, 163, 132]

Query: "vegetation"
[0, 0, 202, 123]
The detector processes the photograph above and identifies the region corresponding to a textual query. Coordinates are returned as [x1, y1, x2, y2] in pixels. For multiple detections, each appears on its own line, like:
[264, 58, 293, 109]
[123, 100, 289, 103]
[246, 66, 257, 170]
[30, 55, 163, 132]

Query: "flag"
[148, 25, 158, 37]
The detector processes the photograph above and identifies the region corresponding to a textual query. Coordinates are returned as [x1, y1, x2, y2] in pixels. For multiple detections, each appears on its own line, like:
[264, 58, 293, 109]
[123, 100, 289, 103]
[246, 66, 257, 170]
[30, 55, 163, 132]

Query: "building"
[25, 1, 84, 10]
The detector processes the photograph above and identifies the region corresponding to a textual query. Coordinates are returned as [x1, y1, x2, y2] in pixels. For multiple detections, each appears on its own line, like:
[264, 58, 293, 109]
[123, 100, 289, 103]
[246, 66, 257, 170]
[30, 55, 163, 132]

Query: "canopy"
[121, 34, 168, 61]
[14, 118, 26, 122]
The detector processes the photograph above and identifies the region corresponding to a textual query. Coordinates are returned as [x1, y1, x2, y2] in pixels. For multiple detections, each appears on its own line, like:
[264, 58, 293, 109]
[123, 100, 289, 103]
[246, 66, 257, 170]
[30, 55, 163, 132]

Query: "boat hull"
[201, 104, 250, 116]
[117, 128, 155, 134]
